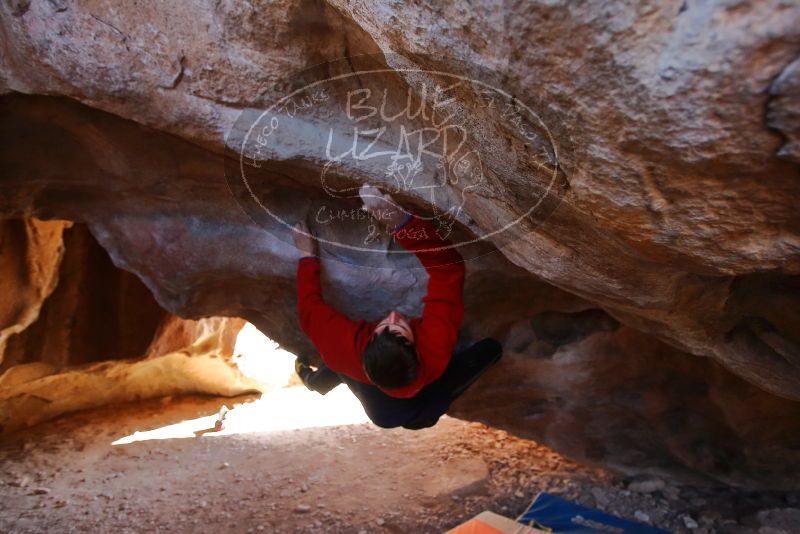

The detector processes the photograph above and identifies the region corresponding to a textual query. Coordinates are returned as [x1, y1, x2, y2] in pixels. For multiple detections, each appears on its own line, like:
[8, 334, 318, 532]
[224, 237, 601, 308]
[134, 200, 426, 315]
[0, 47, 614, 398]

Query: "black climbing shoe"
[438, 338, 503, 401]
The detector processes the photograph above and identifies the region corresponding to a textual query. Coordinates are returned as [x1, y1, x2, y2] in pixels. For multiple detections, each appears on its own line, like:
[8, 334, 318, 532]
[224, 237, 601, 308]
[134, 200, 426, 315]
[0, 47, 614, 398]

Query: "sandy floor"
[0, 388, 797, 533]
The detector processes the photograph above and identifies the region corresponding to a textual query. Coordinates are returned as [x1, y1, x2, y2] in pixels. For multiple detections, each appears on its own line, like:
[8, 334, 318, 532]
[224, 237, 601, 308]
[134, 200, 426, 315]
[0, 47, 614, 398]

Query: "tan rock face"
[0, 218, 68, 363]
[0, 1, 799, 487]
[1, 223, 168, 371]
[0, 220, 257, 434]
[0, 316, 258, 434]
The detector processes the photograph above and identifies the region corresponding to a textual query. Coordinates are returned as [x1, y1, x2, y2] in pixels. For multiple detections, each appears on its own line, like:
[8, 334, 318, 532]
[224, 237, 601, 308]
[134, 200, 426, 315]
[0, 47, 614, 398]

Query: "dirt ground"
[1, 389, 798, 534]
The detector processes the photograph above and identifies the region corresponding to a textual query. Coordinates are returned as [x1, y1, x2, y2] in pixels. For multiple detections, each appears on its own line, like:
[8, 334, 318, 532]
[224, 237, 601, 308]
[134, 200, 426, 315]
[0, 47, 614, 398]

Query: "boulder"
[0, 0, 798, 488]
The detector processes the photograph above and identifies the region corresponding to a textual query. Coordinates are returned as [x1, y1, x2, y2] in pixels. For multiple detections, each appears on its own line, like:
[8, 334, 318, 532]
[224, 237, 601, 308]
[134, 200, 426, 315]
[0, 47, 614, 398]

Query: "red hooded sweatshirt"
[296, 213, 465, 398]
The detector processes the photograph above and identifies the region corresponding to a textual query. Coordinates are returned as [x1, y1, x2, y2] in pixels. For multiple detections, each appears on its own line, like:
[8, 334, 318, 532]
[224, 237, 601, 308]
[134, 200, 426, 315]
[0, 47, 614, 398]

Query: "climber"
[291, 184, 502, 429]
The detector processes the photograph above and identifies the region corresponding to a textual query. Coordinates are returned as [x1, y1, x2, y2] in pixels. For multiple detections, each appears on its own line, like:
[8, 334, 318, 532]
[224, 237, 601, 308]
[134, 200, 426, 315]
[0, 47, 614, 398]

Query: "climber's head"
[362, 311, 418, 390]
[374, 311, 414, 343]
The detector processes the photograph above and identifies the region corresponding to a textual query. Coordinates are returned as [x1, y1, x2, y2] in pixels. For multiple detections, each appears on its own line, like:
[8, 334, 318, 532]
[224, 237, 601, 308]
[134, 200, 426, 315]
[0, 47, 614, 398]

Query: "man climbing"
[292, 184, 502, 429]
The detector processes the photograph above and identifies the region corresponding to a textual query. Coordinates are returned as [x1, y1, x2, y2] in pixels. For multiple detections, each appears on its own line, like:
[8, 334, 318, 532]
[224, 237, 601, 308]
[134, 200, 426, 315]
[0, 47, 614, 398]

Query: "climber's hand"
[296, 352, 311, 367]
[295, 357, 308, 376]
[292, 221, 318, 258]
[358, 184, 407, 229]
[295, 357, 313, 385]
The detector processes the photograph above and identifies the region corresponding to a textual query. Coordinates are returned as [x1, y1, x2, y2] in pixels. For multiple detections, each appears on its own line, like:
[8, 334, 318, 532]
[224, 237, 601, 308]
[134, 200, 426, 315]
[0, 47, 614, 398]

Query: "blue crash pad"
[518, 492, 671, 534]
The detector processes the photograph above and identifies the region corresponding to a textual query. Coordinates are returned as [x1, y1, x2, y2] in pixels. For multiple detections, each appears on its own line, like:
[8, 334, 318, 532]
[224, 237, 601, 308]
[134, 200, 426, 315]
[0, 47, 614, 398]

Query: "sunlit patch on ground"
[111, 385, 370, 444]
[113, 323, 370, 445]
[231, 322, 299, 388]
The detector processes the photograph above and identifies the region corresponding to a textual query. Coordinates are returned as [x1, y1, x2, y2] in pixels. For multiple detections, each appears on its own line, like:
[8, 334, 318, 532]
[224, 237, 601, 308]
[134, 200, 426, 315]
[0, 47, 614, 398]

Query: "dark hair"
[362, 330, 419, 389]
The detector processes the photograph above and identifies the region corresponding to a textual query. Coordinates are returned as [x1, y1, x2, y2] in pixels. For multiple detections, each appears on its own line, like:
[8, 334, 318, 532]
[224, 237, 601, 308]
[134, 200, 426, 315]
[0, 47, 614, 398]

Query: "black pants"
[331, 338, 502, 430]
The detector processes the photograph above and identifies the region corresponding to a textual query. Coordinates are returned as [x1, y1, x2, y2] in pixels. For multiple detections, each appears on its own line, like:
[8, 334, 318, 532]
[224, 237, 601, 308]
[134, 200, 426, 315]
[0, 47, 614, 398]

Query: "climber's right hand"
[292, 221, 318, 258]
[295, 357, 313, 386]
[358, 184, 407, 229]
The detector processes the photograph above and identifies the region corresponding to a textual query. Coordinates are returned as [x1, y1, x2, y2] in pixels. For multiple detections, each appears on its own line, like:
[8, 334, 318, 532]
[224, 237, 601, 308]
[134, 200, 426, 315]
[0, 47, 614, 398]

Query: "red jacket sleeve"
[296, 257, 367, 377]
[390, 213, 465, 386]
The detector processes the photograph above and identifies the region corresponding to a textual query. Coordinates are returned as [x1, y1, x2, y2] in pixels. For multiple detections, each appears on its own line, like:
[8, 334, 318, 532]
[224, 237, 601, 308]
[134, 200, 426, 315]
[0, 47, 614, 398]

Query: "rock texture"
[1, 223, 168, 372]
[0, 218, 68, 362]
[0, 219, 260, 433]
[0, 316, 259, 434]
[1, 1, 799, 488]
[452, 308, 800, 490]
